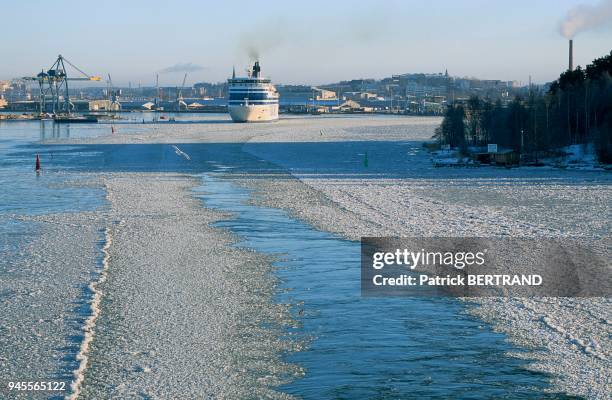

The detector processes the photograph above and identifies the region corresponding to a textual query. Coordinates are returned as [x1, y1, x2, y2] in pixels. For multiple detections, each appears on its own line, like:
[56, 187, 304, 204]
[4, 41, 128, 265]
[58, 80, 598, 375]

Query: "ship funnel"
[252, 61, 261, 78]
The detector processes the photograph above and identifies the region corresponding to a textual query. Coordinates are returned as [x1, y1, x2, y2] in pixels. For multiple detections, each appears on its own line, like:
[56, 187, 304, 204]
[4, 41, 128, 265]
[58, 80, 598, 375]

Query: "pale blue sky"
[1, 0, 611, 85]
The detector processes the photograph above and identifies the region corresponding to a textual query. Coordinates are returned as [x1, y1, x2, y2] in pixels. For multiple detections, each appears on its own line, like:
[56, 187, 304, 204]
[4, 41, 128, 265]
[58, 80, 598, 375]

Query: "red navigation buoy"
[35, 154, 41, 172]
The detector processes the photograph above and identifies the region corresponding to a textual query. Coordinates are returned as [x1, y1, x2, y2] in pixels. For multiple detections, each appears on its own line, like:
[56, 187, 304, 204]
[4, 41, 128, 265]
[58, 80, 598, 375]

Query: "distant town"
[0, 70, 534, 116]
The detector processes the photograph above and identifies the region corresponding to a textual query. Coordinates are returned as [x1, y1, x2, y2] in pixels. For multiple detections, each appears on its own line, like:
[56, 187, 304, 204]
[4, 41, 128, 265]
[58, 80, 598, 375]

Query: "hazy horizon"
[2, 0, 611, 86]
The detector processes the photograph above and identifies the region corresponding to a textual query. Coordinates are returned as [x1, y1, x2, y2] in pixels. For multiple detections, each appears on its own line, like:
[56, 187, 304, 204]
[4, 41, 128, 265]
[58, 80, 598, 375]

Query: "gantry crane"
[107, 74, 121, 112]
[23, 55, 101, 114]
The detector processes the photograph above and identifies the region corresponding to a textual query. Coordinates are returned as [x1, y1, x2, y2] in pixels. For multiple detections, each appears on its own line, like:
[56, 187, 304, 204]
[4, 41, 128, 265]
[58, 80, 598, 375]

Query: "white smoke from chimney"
[560, 0, 612, 39]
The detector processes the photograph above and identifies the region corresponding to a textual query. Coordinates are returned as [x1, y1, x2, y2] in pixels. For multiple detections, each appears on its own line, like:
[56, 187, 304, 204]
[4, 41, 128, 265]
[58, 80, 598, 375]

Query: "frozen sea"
[0, 114, 609, 399]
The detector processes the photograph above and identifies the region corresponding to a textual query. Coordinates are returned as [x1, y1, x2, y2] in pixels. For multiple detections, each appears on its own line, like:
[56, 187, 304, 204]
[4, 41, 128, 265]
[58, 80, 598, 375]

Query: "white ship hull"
[228, 104, 279, 122]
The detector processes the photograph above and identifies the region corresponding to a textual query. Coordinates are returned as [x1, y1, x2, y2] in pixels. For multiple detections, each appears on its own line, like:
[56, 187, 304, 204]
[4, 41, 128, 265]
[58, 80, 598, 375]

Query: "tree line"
[436, 51, 612, 163]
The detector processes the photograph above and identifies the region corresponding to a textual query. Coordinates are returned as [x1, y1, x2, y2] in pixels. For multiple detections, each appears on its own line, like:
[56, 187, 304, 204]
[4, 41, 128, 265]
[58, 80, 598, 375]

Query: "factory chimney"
[569, 39, 573, 71]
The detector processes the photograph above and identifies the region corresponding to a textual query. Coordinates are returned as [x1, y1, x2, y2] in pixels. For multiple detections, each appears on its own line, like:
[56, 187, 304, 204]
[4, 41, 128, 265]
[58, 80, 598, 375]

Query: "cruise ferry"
[227, 61, 279, 122]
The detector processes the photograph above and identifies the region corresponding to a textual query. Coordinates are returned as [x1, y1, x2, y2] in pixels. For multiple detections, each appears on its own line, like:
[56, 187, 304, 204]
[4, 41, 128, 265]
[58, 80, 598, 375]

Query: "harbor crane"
[23, 55, 101, 114]
[107, 74, 121, 111]
[176, 73, 188, 111]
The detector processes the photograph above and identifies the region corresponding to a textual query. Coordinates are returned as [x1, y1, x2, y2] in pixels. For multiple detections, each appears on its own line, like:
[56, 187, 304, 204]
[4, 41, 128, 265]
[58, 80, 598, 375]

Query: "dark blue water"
[196, 174, 571, 400]
[0, 121, 108, 217]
